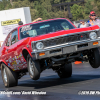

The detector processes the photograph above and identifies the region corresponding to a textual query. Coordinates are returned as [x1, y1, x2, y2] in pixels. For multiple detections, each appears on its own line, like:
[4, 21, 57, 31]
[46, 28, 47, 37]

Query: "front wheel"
[1, 63, 18, 87]
[57, 63, 72, 78]
[88, 48, 100, 68]
[27, 55, 41, 80]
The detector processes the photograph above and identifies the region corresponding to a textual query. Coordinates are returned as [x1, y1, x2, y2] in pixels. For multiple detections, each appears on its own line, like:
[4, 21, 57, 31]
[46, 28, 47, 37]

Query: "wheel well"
[0, 62, 2, 70]
[22, 49, 29, 61]
[0, 62, 11, 70]
[0, 62, 6, 69]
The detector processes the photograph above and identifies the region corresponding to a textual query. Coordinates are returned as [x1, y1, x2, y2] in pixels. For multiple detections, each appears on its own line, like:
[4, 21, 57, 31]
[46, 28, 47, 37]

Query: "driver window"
[6, 36, 10, 47]
[11, 30, 18, 45]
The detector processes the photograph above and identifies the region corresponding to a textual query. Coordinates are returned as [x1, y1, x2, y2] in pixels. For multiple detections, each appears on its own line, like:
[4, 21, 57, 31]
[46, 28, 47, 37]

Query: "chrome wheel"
[3, 68, 7, 82]
[27, 54, 41, 80]
[1, 63, 18, 87]
[29, 58, 34, 76]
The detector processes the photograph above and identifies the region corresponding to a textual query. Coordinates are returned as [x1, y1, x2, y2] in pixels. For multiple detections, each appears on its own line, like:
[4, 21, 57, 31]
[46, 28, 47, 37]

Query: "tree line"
[0, 0, 100, 21]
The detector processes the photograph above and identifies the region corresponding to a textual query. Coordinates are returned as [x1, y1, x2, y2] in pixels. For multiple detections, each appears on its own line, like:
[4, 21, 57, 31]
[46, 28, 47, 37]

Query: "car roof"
[18, 18, 70, 29]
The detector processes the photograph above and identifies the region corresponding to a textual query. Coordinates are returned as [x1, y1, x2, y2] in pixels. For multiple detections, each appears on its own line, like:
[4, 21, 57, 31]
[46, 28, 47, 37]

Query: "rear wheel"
[88, 48, 100, 68]
[1, 63, 18, 87]
[27, 55, 41, 80]
[57, 63, 72, 78]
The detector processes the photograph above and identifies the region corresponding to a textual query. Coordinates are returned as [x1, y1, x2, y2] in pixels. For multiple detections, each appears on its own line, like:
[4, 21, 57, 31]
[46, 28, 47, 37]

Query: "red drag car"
[0, 18, 100, 87]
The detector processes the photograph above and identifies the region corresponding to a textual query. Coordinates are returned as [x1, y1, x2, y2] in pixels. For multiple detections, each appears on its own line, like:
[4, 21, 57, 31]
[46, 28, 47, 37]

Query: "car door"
[7, 29, 23, 71]
[1, 34, 11, 67]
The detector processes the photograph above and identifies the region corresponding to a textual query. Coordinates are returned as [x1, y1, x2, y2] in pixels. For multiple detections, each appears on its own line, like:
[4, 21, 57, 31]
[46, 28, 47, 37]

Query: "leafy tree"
[84, 0, 93, 14]
[0, 0, 12, 10]
[35, 5, 51, 19]
[71, 4, 84, 20]
[0, 0, 100, 21]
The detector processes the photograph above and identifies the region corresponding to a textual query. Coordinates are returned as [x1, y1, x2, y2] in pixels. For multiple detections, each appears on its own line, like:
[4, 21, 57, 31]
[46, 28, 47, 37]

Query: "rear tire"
[57, 63, 72, 78]
[27, 55, 41, 80]
[88, 48, 100, 68]
[1, 63, 18, 87]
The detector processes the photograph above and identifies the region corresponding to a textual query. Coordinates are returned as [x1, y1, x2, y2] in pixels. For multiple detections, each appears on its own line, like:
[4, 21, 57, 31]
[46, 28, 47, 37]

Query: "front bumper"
[31, 39, 100, 60]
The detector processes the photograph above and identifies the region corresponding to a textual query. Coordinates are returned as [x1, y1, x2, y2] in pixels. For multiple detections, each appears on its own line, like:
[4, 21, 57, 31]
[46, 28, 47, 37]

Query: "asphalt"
[0, 62, 100, 100]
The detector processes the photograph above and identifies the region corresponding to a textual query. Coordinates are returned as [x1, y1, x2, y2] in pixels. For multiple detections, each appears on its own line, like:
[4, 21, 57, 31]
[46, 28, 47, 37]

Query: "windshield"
[20, 19, 75, 39]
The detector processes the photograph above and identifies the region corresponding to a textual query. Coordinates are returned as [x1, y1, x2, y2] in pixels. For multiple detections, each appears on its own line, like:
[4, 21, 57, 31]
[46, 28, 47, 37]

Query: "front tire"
[1, 63, 18, 87]
[27, 55, 41, 80]
[88, 48, 100, 68]
[57, 63, 72, 78]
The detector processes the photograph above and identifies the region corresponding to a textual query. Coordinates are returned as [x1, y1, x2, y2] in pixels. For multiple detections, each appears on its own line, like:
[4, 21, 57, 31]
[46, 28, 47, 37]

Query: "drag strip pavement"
[0, 63, 100, 100]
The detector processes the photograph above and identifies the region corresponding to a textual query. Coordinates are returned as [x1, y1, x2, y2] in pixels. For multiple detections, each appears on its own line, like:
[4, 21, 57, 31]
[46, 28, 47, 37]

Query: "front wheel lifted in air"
[27, 54, 41, 80]
[88, 48, 100, 68]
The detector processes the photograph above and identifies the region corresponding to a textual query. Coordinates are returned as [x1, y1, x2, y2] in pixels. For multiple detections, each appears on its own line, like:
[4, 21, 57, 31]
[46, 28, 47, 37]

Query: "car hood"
[29, 25, 99, 42]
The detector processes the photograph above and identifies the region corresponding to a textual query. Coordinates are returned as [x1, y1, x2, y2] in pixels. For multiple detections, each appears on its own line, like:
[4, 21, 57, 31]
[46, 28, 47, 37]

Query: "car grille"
[43, 33, 89, 47]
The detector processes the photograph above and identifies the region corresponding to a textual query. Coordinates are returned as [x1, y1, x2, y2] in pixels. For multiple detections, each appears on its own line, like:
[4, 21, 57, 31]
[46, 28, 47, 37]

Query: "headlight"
[89, 32, 97, 40]
[36, 42, 44, 49]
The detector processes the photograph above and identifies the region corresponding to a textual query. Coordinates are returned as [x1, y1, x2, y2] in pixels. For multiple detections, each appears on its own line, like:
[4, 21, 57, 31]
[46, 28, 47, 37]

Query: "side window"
[6, 36, 10, 47]
[11, 30, 18, 45]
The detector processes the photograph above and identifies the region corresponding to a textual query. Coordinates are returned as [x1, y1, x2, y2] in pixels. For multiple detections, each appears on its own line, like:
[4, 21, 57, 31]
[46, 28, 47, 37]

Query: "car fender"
[22, 47, 32, 58]
[0, 59, 8, 69]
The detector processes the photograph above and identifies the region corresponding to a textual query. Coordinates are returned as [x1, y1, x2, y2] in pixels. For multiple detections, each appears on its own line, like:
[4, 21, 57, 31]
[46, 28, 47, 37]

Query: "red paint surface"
[0, 18, 99, 71]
